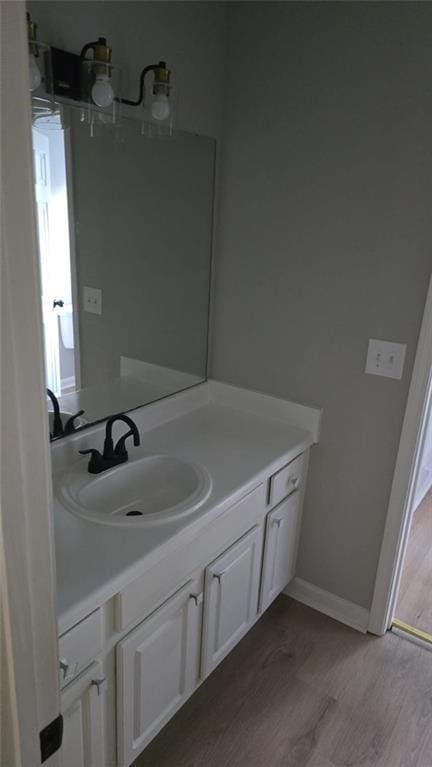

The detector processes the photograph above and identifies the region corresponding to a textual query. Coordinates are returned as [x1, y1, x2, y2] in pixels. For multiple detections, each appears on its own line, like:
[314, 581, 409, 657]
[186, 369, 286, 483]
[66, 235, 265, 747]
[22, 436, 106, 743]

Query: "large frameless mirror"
[31, 101, 215, 438]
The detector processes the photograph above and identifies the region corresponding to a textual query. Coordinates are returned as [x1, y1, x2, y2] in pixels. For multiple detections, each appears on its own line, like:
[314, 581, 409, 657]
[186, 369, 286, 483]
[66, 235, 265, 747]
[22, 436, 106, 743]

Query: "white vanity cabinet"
[201, 525, 263, 677]
[116, 578, 203, 767]
[58, 448, 310, 767]
[60, 661, 106, 767]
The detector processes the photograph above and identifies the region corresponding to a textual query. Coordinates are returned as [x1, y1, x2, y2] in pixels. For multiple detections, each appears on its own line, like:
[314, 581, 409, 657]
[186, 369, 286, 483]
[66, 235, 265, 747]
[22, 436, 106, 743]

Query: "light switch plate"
[83, 286, 102, 315]
[365, 338, 406, 380]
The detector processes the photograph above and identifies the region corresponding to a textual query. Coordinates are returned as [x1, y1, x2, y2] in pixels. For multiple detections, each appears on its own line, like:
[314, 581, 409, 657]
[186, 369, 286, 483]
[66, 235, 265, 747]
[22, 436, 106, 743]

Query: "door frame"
[63, 106, 82, 390]
[1, 2, 60, 765]
[369, 274, 432, 635]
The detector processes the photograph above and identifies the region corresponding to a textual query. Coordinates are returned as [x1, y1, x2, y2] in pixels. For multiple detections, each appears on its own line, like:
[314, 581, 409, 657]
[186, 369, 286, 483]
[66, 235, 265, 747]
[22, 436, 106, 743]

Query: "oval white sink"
[59, 454, 212, 526]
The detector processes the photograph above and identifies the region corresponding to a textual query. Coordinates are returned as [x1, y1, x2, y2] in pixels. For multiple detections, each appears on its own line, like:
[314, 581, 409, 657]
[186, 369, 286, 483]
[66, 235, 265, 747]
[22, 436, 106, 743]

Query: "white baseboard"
[285, 577, 370, 634]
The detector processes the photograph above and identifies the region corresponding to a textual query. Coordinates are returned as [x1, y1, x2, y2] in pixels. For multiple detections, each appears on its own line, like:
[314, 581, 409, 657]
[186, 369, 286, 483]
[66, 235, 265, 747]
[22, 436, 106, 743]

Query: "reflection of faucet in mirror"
[46, 388, 85, 440]
[79, 414, 140, 474]
[47, 388, 64, 439]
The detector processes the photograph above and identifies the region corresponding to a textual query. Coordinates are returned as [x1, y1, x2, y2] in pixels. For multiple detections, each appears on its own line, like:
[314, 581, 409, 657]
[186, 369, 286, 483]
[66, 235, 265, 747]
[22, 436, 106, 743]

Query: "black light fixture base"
[50, 46, 82, 100]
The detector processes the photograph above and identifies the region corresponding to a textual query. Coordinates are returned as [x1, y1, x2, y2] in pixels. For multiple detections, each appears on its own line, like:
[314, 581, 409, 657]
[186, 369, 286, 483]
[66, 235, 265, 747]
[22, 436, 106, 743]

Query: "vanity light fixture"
[27, 12, 54, 105]
[81, 37, 115, 108]
[26, 18, 174, 138]
[120, 61, 176, 138]
[80, 36, 122, 132]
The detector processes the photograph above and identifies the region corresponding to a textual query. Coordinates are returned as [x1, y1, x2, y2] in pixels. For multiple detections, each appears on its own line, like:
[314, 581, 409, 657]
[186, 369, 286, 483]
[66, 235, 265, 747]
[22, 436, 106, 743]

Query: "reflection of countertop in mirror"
[52, 380, 321, 634]
[57, 370, 204, 425]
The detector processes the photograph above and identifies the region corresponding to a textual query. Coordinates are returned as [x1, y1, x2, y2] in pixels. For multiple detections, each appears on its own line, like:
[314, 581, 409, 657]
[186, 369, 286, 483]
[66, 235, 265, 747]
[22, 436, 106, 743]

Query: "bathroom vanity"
[29, 75, 322, 767]
[52, 381, 320, 767]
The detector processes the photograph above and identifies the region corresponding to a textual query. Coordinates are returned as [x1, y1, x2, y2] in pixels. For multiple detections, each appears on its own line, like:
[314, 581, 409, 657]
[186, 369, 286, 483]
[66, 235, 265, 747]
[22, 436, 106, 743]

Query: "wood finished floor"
[396, 489, 432, 635]
[134, 596, 432, 767]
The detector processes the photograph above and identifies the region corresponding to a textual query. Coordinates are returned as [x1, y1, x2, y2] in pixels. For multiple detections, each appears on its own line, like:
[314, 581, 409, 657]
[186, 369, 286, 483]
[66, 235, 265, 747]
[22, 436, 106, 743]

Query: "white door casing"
[1, 3, 60, 766]
[369, 275, 432, 634]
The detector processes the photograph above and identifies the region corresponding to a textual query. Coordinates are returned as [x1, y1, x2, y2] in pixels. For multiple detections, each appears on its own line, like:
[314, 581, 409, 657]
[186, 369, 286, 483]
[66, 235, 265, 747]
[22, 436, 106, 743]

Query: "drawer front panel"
[268, 452, 305, 508]
[59, 609, 102, 688]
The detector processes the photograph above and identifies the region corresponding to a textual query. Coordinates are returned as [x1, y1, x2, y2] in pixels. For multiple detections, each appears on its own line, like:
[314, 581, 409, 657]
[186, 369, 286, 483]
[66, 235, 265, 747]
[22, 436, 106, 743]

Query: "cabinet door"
[201, 525, 263, 678]
[116, 578, 202, 767]
[260, 492, 301, 612]
[60, 661, 106, 767]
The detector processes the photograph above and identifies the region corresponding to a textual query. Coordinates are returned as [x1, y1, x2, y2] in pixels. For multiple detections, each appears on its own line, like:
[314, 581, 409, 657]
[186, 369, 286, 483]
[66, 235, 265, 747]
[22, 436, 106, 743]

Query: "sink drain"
[125, 510, 143, 517]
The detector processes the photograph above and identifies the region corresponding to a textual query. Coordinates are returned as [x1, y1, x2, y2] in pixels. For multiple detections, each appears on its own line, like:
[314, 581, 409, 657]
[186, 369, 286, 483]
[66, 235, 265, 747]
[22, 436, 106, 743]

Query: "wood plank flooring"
[134, 596, 432, 767]
[396, 489, 432, 635]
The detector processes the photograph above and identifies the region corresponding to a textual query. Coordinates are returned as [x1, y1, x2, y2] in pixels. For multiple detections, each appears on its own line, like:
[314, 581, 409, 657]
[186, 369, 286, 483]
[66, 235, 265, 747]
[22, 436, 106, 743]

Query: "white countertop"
[53, 381, 321, 634]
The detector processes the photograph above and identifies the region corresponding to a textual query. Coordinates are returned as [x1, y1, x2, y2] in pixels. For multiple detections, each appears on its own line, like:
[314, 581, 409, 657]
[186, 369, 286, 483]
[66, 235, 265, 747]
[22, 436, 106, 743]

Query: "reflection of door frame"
[63, 109, 82, 389]
[32, 126, 62, 393]
[369, 275, 432, 634]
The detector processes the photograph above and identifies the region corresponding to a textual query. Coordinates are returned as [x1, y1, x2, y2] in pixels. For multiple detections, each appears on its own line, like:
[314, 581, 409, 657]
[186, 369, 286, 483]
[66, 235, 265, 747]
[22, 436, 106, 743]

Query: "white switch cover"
[83, 286, 102, 315]
[365, 338, 406, 380]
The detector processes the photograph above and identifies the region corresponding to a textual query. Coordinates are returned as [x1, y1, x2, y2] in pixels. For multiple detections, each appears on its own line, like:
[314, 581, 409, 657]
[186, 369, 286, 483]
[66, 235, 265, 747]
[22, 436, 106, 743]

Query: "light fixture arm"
[80, 40, 100, 59]
[119, 62, 165, 106]
[80, 38, 111, 63]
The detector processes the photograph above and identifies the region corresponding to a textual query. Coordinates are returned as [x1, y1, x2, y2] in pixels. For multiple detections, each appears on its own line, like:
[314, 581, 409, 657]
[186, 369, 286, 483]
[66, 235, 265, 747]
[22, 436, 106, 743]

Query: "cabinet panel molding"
[60, 660, 106, 767]
[201, 524, 263, 678]
[260, 493, 301, 611]
[116, 579, 202, 767]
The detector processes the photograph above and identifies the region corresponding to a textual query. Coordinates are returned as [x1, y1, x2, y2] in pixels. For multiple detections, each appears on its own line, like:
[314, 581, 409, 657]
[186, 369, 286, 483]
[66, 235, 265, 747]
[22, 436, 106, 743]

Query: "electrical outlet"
[365, 338, 406, 380]
[83, 286, 102, 315]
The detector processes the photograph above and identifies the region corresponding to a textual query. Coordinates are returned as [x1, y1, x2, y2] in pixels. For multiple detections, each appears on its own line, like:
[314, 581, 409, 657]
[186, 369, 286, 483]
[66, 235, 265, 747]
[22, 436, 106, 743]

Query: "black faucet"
[79, 413, 140, 474]
[46, 389, 85, 440]
[47, 388, 63, 438]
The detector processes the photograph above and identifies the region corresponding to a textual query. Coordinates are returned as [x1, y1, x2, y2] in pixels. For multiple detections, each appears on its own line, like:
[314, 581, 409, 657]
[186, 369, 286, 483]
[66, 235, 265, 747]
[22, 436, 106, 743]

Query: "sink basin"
[59, 454, 212, 526]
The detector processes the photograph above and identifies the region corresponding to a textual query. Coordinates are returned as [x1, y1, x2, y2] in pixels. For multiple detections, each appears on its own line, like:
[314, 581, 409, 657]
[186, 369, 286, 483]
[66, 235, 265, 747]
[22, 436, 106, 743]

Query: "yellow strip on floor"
[392, 618, 432, 645]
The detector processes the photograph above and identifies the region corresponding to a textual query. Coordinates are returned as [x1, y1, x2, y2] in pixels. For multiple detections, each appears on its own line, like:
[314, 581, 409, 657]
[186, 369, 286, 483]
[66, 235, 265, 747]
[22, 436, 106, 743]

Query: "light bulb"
[91, 73, 114, 108]
[29, 52, 42, 92]
[151, 94, 171, 121]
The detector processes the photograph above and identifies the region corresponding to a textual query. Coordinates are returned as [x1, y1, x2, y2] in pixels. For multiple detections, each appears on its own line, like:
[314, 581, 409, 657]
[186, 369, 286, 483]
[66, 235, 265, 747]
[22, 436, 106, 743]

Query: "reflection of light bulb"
[91, 73, 114, 108]
[151, 94, 170, 121]
[29, 52, 42, 91]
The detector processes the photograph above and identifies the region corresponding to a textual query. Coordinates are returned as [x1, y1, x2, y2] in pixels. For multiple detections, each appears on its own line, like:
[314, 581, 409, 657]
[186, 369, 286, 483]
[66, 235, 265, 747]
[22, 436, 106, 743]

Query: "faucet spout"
[80, 413, 141, 474]
[46, 388, 63, 438]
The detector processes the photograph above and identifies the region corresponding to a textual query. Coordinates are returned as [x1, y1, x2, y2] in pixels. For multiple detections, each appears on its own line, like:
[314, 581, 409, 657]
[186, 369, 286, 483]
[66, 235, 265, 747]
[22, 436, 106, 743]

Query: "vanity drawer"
[268, 452, 305, 508]
[59, 608, 102, 688]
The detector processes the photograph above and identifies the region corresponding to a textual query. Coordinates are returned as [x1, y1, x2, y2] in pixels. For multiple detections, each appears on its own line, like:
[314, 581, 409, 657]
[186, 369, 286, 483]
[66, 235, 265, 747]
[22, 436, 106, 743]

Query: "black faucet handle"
[114, 429, 134, 457]
[102, 435, 115, 460]
[64, 410, 85, 435]
[79, 448, 104, 474]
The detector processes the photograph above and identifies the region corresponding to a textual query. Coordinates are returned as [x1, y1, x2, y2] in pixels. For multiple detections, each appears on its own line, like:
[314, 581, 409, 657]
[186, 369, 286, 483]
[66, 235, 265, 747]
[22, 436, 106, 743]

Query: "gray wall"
[211, 2, 432, 609]
[28, 1, 227, 139]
